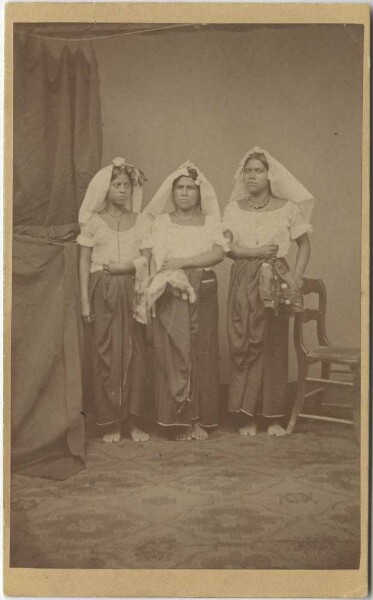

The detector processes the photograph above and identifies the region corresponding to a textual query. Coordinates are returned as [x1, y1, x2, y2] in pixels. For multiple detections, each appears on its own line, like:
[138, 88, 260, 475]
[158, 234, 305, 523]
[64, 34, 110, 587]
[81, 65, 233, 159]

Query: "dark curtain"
[11, 35, 103, 479]
[13, 35, 102, 227]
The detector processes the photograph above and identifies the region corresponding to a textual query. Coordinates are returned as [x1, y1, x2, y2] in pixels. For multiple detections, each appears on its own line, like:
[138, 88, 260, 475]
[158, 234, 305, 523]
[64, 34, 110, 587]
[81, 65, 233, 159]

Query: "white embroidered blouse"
[151, 213, 230, 270]
[223, 200, 312, 258]
[77, 212, 152, 273]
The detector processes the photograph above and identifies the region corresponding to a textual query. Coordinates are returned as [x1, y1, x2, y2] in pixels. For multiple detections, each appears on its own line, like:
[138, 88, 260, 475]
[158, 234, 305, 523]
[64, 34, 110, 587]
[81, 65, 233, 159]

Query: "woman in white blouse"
[223, 147, 314, 437]
[145, 162, 229, 440]
[78, 158, 151, 443]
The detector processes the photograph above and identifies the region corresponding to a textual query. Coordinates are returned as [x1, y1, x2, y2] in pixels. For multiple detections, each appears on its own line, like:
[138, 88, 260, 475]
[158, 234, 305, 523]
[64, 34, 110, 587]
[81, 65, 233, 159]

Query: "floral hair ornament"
[228, 146, 315, 224]
[144, 160, 220, 218]
[78, 157, 146, 227]
[112, 157, 147, 188]
[184, 166, 202, 187]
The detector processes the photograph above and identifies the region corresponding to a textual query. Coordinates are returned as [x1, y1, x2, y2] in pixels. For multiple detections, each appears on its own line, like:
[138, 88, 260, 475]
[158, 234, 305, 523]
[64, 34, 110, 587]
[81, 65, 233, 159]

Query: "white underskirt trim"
[229, 409, 284, 418]
[157, 420, 218, 428]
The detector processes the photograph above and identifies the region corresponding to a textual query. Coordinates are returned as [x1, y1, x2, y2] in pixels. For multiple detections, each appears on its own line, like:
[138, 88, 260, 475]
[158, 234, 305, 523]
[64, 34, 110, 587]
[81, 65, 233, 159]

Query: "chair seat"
[307, 345, 360, 364]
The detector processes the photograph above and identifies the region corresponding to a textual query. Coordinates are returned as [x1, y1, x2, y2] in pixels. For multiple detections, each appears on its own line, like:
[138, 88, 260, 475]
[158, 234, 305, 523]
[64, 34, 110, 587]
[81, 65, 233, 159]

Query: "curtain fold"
[12, 234, 85, 479]
[13, 35, 102, 228]
[12, 35, 103, 478]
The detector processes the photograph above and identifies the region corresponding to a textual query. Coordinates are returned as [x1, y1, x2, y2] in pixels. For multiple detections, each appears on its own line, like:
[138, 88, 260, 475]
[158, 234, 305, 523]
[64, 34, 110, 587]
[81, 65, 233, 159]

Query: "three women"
[79, 150, 313, 441]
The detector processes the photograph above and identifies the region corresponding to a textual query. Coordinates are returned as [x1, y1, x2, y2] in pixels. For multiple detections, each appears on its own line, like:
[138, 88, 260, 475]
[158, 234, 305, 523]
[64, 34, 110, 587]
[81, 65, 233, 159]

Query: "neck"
[175, 206, 196, 218]
[106, 204, 127, 218]
[248, 188, 271, 204]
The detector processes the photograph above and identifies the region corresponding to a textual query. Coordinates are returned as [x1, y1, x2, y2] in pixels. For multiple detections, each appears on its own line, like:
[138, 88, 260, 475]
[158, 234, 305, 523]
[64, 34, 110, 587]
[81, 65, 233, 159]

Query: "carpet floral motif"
[10, 422, 360, 569]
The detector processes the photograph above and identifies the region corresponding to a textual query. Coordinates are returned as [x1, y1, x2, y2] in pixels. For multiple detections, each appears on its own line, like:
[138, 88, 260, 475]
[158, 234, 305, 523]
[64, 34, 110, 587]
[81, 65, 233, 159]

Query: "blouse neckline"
[234, 200, 291, 214]
[96, 212, 139, 233]
[166, 214, 207, 228]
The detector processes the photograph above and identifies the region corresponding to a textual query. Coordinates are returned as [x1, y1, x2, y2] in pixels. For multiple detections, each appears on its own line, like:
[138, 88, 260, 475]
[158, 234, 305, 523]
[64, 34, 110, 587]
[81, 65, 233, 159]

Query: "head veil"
[228, 146, 315, 223]
[78, 157, 146, 227]
[144, 161, 220, 218]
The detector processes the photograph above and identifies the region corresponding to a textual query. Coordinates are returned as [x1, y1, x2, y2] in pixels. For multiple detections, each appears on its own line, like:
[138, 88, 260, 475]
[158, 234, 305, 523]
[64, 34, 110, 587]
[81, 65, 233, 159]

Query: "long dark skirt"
[227, 259, 289, 418]
[89, 271, 147, 426]
[153, 269, 220, 427]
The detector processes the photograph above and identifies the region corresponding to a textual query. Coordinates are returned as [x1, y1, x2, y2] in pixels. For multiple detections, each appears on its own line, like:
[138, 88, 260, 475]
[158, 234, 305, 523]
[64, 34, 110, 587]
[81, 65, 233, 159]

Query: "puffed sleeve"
[136, 212, 154, 250]
[207, 215, 231, 253]
[289, 203, 313, 240]
[76, 216, 97, 247]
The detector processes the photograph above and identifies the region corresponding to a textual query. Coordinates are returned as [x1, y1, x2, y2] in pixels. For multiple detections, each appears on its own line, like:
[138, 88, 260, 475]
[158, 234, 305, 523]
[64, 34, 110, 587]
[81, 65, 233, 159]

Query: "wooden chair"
[286, 278, 361, 436]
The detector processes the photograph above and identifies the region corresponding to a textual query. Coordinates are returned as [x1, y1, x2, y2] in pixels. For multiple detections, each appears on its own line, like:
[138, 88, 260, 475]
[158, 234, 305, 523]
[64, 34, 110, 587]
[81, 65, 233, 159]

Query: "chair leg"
[287, 361, 309, 434]
[350, 364, 361, 442]
[312, 362, 330, 410]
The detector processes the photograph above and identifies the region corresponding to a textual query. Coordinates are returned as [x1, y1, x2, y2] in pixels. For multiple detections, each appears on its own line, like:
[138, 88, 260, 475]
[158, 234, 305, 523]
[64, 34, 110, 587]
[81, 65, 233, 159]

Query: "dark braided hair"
[243, 152, 269, 171]
[111, 165, 147, 187]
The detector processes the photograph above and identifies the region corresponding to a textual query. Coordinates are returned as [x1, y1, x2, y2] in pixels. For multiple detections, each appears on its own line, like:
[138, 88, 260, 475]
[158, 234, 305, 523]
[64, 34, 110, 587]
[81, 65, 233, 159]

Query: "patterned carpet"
[10, 417, 360, 570]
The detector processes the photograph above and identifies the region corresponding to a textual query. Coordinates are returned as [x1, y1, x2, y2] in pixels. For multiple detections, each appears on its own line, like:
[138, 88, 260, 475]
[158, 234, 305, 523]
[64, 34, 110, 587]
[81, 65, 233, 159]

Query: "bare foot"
[103, 426, 121, 443]
[239, 420, 257, 436]
[267, 421, 287, 437]
[191, 423, 208, 440]
[175, 427, 192, 441]
[129, 425, 149, 442]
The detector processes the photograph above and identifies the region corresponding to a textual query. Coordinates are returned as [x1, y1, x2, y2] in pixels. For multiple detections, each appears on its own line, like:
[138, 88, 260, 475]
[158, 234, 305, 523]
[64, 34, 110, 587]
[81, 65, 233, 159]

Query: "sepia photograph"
[4, 2, 369, 597]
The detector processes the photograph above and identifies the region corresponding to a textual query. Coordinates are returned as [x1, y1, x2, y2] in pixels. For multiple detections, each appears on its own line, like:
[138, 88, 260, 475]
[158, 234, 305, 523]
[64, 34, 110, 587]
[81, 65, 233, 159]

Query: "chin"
[116, 200, 128, 209]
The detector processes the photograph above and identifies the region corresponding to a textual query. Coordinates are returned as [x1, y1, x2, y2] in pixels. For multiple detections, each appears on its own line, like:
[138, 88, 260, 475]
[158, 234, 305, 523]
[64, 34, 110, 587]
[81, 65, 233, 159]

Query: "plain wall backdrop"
[94, 24, 363, 382]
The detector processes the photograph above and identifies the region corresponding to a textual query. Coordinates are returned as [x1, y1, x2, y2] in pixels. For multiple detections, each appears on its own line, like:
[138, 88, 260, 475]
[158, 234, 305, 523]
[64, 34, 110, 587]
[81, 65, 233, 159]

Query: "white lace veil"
[228, 146, 315, 223]
[144, 161, 220, 218]
[78, 157, 146, 227]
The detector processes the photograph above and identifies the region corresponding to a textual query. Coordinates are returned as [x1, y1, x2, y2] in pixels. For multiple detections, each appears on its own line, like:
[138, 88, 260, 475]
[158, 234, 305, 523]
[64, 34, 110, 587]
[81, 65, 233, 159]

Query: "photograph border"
[3, 3, 370, 597]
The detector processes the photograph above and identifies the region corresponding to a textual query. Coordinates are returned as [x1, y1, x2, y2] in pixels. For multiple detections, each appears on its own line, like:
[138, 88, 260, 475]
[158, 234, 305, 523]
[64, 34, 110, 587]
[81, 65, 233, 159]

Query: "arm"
[227, 242, 279, 261]
[222, 210, 270, 260]
[103, 260, 136, 275]
[161, 245, 225, 271]
[79, 246, 93, 323]
[103, 249, 152, 275]
[292, 233, 311, 285]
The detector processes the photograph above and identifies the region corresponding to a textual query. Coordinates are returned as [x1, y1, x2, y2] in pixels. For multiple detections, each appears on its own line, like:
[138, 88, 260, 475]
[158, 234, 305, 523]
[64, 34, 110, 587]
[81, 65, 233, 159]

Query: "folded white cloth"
[147, 270, 197, 311]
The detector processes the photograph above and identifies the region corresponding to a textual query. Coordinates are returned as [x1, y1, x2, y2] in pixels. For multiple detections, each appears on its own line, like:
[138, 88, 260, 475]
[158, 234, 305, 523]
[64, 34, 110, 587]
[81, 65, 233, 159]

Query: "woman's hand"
[292, 273, 304, 289]
[81, 300, 94, 324]
[255, 244, 279, 260]
[159, 257, 186, 271]
[103, 261, 130, 275]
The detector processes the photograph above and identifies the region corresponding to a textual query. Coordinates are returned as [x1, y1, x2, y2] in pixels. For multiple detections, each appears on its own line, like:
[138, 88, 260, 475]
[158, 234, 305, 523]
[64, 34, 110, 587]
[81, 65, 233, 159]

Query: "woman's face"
[106, 173, 132, 209]
[172, 176, 200, 211]
[242, 158, 270, 196]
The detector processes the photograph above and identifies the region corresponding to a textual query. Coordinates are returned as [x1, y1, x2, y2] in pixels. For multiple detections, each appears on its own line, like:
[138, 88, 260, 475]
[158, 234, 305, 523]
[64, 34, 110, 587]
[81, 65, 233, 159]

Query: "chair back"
[294, 277, 329, 356]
